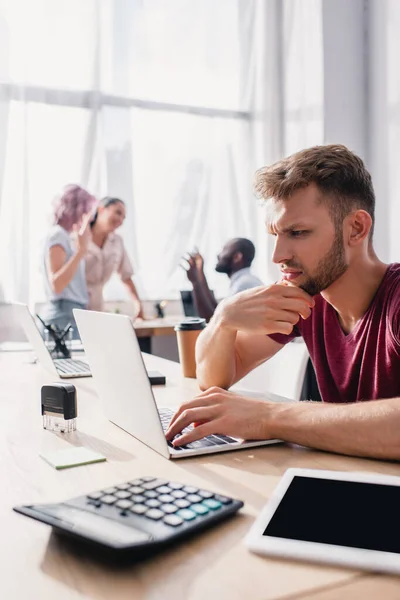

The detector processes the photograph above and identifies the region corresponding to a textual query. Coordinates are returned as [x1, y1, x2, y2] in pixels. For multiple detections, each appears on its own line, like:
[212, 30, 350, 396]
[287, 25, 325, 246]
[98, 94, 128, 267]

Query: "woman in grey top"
[40, 184, 97, 339]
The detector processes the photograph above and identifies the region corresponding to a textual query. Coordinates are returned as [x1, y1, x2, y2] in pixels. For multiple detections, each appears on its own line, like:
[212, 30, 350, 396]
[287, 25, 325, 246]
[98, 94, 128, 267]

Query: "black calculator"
[13, 476, 244, 558]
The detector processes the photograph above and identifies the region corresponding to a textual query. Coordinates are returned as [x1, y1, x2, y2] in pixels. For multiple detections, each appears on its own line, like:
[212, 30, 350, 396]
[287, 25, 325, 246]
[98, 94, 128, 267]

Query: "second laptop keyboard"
[158, 407, 237, 451]
[54, 358, 91, 375]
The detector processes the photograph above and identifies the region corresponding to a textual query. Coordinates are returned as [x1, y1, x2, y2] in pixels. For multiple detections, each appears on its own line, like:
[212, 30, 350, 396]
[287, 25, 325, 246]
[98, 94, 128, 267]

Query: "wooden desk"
[133, 317, 181, 355]
[1, 353, 400, 600]
[133, 317, 182, 339]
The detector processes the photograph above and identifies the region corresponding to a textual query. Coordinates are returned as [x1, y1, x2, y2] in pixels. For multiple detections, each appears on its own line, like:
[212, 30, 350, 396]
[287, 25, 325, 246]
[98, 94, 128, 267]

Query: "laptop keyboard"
[158, 407, 237, 452]
[54, 358, 90, 375]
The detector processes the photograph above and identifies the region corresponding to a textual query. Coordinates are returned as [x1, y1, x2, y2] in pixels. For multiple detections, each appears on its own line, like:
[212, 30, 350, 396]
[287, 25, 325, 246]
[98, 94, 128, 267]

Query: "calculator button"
[198, 490, 214, 499]
[115, 499, 133, 510]
[128, 486, 144, 495]
[176, 509, 196, 521]
[174, 499, 190, 509]
[115, 490, 132, 500]
[202, 499, 222, 511]
[145, 499, 161, 509]
[142, 479, 167, 490]
[163, 515, 183, 527]
[168, 482, 184, 490]
[186, 494, 202, 504]
[102, 487, 118, 495]
[115, 482, 131, 490]
[130, 504, 148, 515]
[145, 509, 164, 521]
[158, 494, 175, 504]
[156, 486, 172, 494]
[100, 495, 118, 505]
[182, 486, 198, 494]
[132, 495, 146, 504]
[87, 491, 103, 500]
[214, 494, 232, 505]
[160, 504, 178, 514]
[191, 503, 209, 516]
[129, 478, 144, 486]
[141, 476, 156, 482]
[144, 490, 158, 499]
[171, 490, 186, 499]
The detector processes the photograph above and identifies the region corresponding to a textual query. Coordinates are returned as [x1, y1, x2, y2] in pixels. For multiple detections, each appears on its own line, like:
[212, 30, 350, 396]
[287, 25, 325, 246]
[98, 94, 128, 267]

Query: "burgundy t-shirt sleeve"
[268, 325, 301, 345]
[388, 280, 400, 348]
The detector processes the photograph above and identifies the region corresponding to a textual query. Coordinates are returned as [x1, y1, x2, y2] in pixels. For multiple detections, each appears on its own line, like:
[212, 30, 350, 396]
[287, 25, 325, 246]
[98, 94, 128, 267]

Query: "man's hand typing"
[165, 387, 282, 446]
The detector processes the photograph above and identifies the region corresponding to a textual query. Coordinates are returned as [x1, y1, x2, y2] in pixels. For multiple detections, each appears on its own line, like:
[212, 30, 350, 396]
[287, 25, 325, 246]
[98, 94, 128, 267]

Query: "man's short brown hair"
[254, 144, 375, 236]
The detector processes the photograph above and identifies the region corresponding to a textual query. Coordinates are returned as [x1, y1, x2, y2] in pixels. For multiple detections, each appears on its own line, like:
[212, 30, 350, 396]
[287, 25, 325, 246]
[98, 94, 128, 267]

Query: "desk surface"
[1, 352, 400, 600]
[134, 316, 181, 338]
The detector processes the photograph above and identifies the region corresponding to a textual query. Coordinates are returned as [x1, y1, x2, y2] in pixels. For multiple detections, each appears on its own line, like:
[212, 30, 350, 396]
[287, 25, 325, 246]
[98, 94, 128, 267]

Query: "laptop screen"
[180, 290, 198, 317]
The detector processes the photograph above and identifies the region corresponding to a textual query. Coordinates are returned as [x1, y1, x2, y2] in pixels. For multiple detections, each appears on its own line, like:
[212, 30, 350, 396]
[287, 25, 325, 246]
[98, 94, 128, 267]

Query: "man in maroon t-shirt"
[166, 144, 400, 460]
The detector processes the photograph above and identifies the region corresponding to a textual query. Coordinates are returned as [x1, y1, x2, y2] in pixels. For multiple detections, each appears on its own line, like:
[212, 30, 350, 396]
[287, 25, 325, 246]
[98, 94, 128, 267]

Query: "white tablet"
[246, 468, 400, 574]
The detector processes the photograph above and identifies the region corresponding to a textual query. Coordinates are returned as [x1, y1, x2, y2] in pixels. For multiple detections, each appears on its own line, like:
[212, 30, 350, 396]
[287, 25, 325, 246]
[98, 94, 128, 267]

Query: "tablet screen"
[263, 476, 400, 553]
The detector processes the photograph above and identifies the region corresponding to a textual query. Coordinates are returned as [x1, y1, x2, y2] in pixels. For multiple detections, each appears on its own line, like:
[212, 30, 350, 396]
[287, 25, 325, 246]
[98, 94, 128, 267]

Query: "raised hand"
[180, 250, 205, 283]
[191, 248, 204, 272]
[214, 283, 314, 336]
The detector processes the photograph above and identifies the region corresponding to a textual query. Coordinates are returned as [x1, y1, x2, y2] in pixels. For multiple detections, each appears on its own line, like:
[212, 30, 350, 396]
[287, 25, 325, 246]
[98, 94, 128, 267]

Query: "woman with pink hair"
[40, 184, 97, 338]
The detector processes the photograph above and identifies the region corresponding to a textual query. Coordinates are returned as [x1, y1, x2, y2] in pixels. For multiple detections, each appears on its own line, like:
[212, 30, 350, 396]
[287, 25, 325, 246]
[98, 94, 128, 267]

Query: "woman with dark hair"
[40, 184, 97, 338]
[86, 197, 144, 318]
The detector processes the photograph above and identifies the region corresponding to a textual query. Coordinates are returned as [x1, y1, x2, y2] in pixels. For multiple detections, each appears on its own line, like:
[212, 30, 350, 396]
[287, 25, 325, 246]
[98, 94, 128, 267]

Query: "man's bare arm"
[270, 397, 400, 460]
[195, 320, 283, 390]
[196, 284, 314, 390]
[166, 388, 400, 460]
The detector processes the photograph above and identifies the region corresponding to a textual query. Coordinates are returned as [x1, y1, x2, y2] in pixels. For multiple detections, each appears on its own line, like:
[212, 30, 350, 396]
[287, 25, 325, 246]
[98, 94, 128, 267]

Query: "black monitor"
[180, 290, 198, 317]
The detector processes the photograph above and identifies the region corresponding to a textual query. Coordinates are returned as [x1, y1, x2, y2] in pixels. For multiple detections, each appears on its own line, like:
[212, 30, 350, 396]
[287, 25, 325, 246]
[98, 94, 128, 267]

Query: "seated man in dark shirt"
[166, 144, 400, 460]
[182, 238, 263, 321]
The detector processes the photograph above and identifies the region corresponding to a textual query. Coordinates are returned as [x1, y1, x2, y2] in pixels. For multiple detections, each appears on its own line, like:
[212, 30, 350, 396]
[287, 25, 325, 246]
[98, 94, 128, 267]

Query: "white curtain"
[0, 0, 324, 305]
[282, 0, 324, 156]
[386, 0, 400, 262]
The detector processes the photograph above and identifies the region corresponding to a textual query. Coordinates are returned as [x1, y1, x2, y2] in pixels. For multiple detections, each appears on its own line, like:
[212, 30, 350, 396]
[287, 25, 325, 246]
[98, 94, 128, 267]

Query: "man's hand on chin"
[165, 387, 282, 446]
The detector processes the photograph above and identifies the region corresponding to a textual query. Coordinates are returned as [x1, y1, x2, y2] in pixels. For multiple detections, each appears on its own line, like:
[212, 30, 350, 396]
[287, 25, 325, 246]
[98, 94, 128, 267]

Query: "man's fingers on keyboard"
[166, 407, 217, 440]
[167, 397, 216, 430]
[172, 422, 219, 447]
[166, 409, 182, 430]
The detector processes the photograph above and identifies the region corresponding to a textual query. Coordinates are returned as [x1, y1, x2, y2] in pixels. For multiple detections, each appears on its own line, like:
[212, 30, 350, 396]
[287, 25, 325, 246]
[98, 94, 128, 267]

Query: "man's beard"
[215, 261, 232, 276]
[292, 231, 348, 296]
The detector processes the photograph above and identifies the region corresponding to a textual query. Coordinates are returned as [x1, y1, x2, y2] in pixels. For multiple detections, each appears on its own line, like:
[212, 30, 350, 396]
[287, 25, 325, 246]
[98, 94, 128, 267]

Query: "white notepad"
[40, 447, 106, 470]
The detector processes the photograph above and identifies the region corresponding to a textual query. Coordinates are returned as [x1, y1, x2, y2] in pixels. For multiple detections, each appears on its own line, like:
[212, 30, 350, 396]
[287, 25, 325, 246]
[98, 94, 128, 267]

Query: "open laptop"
[13, 303, 91, 378]
[180, 290, 198, 317]
[74, 309, 281, 459]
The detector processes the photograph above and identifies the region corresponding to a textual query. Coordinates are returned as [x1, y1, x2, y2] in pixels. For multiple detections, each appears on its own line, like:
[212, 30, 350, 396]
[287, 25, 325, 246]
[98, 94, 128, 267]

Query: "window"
[0, 0, 324, 304]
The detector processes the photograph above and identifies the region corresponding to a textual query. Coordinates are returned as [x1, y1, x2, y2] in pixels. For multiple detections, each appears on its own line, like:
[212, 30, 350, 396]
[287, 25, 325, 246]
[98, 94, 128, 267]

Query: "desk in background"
[1, 352, 400, 600]
[134, 317, 181, 338]
[134, 317, 181, 359]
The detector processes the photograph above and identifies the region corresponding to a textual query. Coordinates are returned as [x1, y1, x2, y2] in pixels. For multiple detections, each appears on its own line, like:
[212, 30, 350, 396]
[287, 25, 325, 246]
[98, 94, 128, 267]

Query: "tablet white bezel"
[245, 467, 400, 574]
